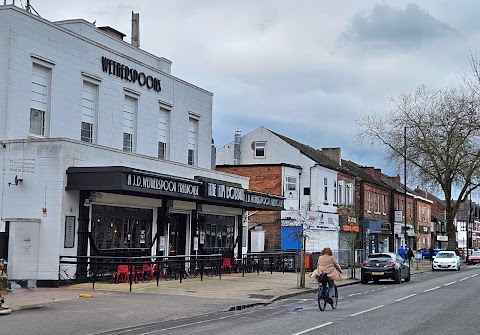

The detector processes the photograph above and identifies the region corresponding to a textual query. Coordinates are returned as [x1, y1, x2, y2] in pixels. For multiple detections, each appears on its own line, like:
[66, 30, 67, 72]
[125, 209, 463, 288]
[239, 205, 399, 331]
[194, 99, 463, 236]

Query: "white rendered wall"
[0, 137, 250, 281]
[0, 6, 213, 169]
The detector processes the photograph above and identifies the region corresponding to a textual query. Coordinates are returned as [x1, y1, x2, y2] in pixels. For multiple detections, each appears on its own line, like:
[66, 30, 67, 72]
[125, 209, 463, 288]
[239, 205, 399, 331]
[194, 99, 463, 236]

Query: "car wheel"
[456, 264, 460, 271]
[404, 269, 411, 282]
[361, 276, 368, 284]
[394, 270, 401, 284]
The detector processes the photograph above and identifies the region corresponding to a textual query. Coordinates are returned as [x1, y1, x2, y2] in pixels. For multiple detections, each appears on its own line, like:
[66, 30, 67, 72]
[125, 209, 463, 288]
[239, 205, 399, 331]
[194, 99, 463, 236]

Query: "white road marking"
[395, 294, 417, 301]
[291, 322, 333, 335]
[348, 293, 362, 297]
[424, 286, 440, 292]
[471, 274, 478, 277]
[459, 277, 469, 281]
[134, 313, 247, 335]
[349, 305, 384, 317]
[444, 281, 456, 286]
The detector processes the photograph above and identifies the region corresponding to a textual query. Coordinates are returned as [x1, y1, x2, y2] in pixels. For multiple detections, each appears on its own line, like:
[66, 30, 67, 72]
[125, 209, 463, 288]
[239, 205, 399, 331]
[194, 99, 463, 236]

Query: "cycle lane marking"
[349, 305, 384, 317]
[290, 322, 333, 335]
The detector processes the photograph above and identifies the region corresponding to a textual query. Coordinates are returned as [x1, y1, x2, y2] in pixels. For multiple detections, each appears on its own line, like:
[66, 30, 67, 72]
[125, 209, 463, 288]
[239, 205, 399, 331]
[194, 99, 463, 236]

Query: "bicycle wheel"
[317, 287, 327, 311]
[331, 285, 338, 309]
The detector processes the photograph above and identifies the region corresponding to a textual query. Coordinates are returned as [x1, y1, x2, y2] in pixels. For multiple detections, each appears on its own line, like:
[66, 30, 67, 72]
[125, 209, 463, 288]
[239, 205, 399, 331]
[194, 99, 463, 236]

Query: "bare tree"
[357, 84, 480, 250]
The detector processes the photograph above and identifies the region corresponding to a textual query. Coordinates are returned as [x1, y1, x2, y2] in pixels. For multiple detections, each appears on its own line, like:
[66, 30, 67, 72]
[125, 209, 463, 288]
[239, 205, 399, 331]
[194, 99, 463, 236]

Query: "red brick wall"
[216, 165, 283, 195]
[217, 165, 283, 250]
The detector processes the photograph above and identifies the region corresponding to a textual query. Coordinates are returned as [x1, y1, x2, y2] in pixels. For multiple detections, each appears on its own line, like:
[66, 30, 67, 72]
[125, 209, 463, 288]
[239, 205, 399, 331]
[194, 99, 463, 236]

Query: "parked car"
[418, 248, 440, 259]
[361, 253, 410, 284]
[432, 251, 461, 271]
[467, 250, 480, 265]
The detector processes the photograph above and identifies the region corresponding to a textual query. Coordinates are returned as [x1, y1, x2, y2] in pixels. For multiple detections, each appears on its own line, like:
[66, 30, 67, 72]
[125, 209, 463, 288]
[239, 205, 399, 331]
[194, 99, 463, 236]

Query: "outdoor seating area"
[58, 252, 298, 291]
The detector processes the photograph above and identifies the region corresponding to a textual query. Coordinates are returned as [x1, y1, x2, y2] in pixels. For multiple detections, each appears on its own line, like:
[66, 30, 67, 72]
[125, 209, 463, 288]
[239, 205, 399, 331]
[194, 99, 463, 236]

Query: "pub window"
[81, 81, 98, 143]
[188, 117, 198, 165]
[123, 95, 137, 152]
[30, 63, 51, 136]
[158, 105, 170, 159]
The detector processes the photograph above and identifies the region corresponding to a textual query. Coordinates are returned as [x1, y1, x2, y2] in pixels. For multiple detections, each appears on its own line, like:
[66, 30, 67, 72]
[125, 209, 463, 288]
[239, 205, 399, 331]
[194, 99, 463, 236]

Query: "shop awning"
[66, 166, 284, 211]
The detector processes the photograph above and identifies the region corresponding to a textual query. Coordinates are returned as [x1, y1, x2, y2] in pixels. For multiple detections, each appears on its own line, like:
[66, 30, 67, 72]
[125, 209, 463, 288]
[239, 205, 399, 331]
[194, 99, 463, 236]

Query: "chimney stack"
[131, 12, 140, 48]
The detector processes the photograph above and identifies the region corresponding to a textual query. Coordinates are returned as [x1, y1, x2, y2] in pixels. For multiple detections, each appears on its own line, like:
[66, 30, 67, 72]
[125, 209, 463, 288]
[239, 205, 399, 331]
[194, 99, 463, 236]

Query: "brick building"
[216, 127, 356, 253]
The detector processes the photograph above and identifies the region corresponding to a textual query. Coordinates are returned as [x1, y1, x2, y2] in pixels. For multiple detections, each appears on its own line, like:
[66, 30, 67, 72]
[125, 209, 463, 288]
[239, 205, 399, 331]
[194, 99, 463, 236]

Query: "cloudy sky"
[27, 0, 480, 177]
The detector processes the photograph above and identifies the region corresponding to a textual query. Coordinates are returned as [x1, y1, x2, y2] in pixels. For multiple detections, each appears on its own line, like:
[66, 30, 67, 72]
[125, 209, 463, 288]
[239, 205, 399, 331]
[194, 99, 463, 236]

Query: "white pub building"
[0, 4, 283, 287]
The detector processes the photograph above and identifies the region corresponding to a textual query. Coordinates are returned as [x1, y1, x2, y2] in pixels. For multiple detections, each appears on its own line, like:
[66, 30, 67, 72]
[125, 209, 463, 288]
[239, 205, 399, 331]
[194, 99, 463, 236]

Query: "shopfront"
[66, 166, 284, 264]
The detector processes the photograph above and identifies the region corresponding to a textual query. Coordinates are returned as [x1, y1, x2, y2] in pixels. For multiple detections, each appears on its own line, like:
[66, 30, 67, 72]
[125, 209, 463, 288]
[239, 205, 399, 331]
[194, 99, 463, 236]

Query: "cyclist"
[310, 247, 343, 305]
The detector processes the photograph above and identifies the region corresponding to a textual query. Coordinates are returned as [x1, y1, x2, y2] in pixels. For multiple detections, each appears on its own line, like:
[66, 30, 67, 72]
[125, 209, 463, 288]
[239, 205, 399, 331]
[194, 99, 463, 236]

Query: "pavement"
[0, 259, 434, 316]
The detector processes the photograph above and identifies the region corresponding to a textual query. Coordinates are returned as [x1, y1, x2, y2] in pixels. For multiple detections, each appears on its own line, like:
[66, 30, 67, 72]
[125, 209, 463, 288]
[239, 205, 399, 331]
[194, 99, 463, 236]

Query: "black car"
[361, 252, 410, 284]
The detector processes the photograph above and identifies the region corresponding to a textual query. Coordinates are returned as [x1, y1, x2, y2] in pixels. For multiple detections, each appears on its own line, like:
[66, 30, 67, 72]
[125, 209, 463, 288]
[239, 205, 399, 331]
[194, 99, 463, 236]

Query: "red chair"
[222, 258, 232, 274]
[140, 264, 154, 281]
[114, 265, 130, 283]
[113, 264, 139, 283]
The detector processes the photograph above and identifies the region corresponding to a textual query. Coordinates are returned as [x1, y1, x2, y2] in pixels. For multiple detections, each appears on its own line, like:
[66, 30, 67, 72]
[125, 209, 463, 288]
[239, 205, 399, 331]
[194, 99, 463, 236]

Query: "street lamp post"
[404, 126, 408, 249]
[467, 193, 472, 261]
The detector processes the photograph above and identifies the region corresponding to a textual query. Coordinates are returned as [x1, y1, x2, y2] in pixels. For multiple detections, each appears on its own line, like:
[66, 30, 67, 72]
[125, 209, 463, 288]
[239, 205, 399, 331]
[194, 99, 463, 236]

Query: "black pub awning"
[66, 166, 284, 211]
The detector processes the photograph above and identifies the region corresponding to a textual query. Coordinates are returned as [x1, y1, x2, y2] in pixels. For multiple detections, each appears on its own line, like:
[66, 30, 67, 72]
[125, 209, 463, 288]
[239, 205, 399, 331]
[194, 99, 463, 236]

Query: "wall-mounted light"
[8, 175, 23, 187]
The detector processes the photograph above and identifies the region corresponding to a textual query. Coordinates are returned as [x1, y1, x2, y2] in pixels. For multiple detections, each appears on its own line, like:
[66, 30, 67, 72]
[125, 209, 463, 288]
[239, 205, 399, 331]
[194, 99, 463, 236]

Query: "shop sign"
[437, 235, 448, 242]
[127, 173, 199, 196]
[204, 181, 284, 208]
[64, 216, 75, 248]
[394, 210, 403, 222]
[101, 56, 161, 92]
[342, 225, 359, 232]
[159, 236, 165, 251]
[394, 224, 402, 235]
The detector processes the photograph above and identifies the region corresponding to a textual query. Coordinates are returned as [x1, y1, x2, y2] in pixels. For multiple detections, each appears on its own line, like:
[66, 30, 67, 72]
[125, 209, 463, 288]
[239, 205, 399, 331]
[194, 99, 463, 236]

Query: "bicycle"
[316, 273, 338, 311]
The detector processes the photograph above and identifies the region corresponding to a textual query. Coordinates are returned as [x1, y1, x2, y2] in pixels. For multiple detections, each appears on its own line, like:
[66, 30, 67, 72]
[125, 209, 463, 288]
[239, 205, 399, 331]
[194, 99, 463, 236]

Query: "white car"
[432, 251, 461, 271]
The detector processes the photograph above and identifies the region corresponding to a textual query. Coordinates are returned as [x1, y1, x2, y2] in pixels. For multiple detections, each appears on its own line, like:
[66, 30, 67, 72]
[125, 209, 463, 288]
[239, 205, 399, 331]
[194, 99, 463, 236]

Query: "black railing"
[58, 254, 223, 292]
[241, 251, 298, 276]
[59, 251, 300, 291]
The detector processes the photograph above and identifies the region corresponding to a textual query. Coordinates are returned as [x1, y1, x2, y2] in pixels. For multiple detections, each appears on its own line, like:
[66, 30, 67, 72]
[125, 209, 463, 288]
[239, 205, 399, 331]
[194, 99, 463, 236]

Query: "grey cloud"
[340, 3, 457, 50]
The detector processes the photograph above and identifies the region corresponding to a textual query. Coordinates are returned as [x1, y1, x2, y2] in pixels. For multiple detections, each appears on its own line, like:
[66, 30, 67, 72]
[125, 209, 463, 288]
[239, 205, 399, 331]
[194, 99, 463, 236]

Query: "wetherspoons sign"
[127, 173, 199, 196]
[205, 182, 284, 208]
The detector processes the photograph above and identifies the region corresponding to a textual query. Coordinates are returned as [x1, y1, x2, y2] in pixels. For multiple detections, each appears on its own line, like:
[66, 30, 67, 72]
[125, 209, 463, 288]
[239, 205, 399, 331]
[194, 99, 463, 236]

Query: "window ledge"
[28, 133, 46, 139]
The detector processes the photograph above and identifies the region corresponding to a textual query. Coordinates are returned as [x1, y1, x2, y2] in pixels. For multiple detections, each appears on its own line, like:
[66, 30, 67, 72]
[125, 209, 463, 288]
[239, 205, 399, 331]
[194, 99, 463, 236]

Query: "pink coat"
[312, 254, 343, 281]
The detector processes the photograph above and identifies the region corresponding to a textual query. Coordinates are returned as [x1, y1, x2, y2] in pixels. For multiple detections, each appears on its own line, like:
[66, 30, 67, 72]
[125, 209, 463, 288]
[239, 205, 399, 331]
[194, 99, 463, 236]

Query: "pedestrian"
[429, 246, 434, 262]
[407, 248, 414, 266]
[398, 245, 406, 259]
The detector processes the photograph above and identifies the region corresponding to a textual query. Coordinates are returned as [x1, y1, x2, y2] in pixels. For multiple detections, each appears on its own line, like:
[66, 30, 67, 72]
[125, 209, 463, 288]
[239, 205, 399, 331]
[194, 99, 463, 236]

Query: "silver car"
[432, 251, 461, 271]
